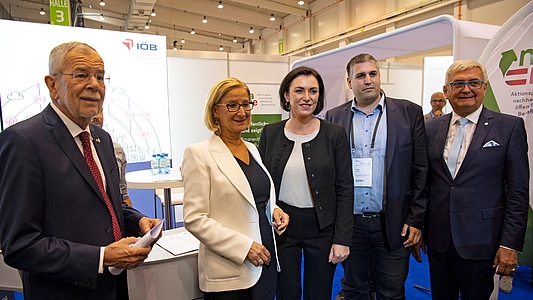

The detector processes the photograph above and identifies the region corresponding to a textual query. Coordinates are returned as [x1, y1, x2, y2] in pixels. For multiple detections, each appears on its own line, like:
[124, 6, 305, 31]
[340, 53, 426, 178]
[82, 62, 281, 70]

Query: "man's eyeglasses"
[53, 72, 106, 85]
[216, 101, 255, 112]
[449, 80, 484, 91]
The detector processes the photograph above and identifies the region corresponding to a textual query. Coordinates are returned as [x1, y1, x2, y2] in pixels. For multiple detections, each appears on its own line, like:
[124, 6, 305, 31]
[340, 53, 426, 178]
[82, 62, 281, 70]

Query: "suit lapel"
[385, 98, 398, 175]
[209, 135, 256, 208]
[42, 106, 103, 199]
[456, 108, 492, 178]
[435, 114, 453, 179]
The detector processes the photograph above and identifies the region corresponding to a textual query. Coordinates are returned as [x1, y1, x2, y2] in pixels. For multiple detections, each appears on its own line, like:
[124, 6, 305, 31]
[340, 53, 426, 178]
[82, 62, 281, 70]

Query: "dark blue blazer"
[325, 97, 428, 251]
[0, 104, 145, 299]
[425, 107, 529, 259]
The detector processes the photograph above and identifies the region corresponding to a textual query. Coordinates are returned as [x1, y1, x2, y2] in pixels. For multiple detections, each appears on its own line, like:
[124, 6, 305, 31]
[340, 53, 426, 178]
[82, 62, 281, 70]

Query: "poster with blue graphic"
[0, 20, 170, 163]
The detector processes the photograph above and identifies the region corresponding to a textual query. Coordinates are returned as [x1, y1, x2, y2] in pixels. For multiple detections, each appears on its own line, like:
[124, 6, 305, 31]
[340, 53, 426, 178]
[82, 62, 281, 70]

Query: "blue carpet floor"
[331, 255, 533, 300]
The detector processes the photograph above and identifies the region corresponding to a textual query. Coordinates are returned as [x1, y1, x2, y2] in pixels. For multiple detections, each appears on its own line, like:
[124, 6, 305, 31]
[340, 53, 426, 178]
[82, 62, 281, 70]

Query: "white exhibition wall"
[0, 20, 170, 163]
[166, 50, 298, 168]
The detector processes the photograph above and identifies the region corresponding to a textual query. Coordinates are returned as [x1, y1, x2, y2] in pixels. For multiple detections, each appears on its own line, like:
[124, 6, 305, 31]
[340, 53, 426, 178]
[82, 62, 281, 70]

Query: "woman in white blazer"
[182, 77, 289, 300]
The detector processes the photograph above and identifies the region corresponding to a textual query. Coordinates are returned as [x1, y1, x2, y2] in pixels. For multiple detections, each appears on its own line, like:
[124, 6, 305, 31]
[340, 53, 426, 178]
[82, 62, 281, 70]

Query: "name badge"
[353, 157, 372, 187]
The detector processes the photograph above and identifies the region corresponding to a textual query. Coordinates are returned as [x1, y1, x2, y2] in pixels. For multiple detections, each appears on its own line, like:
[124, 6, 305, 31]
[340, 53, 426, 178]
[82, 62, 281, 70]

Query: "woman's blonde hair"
[204, 77, 251, 131]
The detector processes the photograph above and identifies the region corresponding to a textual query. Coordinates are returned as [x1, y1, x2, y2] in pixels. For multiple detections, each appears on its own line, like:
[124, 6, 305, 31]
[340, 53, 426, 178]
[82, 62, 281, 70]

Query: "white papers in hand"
[156, 231, 200, 256]
[109, 219, 164, 275]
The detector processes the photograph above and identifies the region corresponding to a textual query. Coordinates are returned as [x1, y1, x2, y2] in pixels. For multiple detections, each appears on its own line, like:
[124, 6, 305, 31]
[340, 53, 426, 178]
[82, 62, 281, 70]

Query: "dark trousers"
[276, 202, 337, 300]
[428, 242, 495, 300]
[343, 214, 410, 300]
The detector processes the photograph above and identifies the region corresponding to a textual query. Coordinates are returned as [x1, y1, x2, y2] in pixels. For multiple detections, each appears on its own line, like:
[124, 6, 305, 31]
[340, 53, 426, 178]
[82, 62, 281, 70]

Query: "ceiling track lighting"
[150, 9, 156, 17]
[270, 14, 275, 21]
[202, 16, 207, 24]
[218, 1, 223, 9]
[100, 0, 105, 6]
[39, 8, 45, 15]
[249, 27, 254, 34]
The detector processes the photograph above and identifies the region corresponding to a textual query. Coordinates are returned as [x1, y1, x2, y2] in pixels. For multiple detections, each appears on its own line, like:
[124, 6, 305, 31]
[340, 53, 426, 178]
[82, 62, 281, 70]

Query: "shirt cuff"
[98, 247, 105, 274]
[500, 245, 518, 252]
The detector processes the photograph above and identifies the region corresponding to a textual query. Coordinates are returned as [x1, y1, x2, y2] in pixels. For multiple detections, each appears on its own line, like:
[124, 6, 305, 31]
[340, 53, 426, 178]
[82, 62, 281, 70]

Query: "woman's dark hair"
[279, 66, 325, 115]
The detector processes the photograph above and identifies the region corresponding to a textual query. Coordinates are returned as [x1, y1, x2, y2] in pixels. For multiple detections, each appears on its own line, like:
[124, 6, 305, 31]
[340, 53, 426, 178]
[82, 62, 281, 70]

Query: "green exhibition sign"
[241, 114, 281, 147]
[49, 0, 70, 26]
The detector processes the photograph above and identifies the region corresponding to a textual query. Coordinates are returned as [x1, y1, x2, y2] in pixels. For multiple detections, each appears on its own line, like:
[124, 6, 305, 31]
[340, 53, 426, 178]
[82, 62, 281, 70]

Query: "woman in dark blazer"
[259, 66, 353, 300]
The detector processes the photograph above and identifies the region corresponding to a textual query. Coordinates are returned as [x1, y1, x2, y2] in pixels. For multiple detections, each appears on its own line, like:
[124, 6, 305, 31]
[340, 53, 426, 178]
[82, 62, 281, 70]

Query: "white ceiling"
[0, 0, 315, 52]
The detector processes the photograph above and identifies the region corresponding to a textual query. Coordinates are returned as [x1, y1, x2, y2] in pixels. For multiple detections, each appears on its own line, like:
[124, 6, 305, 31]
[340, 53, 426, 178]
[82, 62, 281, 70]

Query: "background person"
[0, 41, 160, 300]
[92, 110, 132, 207]
[325, 53, 428, 300]
[259, 66, 354, 300]
[424, 92, 447, 121]
[182, 77, 289, 300]
[413, 60, 529, 300]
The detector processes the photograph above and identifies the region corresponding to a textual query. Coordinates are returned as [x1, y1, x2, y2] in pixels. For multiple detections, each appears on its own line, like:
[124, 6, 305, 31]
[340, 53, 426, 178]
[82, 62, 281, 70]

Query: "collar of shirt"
[50, 102, 89, 138]
[450, 104, 483, 127]
[351, 92, 385, 115]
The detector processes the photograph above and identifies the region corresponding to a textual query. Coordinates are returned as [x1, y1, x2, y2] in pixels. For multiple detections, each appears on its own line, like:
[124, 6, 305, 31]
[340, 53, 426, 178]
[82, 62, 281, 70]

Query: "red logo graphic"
[123, 39, 133, 50]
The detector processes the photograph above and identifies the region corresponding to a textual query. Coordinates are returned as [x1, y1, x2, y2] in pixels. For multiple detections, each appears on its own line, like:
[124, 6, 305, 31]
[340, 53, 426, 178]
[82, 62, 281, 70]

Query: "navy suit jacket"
[325, 97, 428, 251]
[0, 104, 145, 299]
[425, 107, 529, 259]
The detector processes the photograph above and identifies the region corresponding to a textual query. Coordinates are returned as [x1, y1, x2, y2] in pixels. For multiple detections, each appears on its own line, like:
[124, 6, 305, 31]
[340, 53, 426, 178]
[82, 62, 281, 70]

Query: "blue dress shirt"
[351, 95, 387, 214]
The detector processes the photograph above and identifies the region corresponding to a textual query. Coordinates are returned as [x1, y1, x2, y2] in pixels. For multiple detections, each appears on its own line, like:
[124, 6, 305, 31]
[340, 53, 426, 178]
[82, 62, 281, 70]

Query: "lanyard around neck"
[351, 107, 384, 156]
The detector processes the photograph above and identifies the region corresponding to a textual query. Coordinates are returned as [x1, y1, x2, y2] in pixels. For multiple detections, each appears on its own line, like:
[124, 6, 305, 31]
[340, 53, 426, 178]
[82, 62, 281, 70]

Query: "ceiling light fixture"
[270, 14, 275, 21]
[218, 1, 223, 9]
[150, 9, 156, 17]
[145, 23, 150, 29]
[298, 1, 304, 5]
[219, 45, 223, 51]
[202, 16, 207, 24]
[249, 27, 254, 34]
[181, 39, 185, 43]
[99, 13, 105, 20]
[39, 8, 45, 15]
[191, 28, 195, 34]
[233, 37, 237, 43]
[100, 0, 105, 6]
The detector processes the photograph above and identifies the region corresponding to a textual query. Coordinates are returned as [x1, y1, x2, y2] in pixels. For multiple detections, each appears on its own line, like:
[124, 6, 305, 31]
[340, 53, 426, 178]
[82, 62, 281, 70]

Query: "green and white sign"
[479, 0, 533, 266]
[49, 0, 70, 26]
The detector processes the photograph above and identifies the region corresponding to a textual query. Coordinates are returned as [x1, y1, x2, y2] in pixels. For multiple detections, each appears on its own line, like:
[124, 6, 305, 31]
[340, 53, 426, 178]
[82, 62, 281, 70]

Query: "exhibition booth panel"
[292, 14, 501, 112]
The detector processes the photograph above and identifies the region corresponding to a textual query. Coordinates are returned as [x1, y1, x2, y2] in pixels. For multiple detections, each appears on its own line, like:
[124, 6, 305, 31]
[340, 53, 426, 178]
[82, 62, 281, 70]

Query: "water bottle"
[151, 154, 160, 176]
[160, 153, 171, 175]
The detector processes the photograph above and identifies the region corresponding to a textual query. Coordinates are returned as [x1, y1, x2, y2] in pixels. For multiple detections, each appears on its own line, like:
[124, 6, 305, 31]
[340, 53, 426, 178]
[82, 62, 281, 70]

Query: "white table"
[1, 228, 202, 299]
[127, 227, 202, 300]
[126, 168, 183, 229]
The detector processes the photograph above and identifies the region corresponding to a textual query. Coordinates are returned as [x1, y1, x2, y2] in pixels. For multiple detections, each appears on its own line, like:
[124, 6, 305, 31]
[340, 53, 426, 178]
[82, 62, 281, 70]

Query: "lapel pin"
[484, 122, 488, 126]
[95, 138, 101, 143]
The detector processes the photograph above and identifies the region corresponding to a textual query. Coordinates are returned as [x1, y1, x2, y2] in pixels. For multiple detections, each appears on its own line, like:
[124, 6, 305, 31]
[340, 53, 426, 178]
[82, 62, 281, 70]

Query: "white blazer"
[182, 134, 282, 292]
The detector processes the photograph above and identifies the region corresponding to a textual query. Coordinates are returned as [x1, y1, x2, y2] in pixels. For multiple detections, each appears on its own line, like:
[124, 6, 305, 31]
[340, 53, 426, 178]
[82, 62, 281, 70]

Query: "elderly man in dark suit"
[413, 60, 529, 300]
[0, 42, 160, 300]
[325, 53, 428, 300]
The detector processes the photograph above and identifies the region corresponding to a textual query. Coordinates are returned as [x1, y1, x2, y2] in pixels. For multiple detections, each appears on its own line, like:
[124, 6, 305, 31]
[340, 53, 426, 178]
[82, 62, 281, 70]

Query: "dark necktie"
[79, 131, 122, 241]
